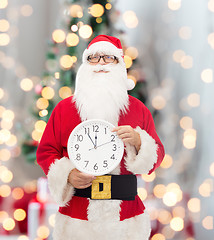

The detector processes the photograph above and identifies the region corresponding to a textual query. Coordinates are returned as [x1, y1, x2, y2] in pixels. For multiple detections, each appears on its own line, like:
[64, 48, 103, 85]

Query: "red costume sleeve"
[143, 107, 165, 174]
[36, 103, 63, 175]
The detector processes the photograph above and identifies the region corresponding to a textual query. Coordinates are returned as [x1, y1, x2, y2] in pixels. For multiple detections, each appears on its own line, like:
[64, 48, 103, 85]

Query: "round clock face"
[67, 119, 124, 176]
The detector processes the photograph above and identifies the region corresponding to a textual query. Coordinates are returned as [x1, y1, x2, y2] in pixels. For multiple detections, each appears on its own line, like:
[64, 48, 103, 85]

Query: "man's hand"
[68, 168, 96, 189]
[112, 125, 141, 153]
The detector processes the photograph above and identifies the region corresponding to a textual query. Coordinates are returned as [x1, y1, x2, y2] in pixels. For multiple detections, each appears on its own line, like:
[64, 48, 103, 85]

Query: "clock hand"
[95, 132, 97, 148]
[87, 133, 96, 148]
[89, 140, 113, 151]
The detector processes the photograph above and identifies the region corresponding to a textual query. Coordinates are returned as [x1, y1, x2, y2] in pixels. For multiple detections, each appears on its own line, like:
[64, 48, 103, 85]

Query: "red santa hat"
[82, 35, 135, 91]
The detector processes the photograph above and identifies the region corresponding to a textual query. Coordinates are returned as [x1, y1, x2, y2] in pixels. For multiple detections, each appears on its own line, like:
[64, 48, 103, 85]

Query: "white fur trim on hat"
[125, 126, 158, 174]
[83, 41, 124, 65]
[47, 157, 75, 206]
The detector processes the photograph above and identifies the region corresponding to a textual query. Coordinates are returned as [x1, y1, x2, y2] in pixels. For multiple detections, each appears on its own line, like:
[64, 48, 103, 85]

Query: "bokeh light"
[0, 88, 4, 99]
[207, 32, 214, 49]
[3, 218, 15, 231]
[125, 47, 139, 60]
[89, 4, 104, 17]
[105, 3, 112, 10]
[183, 128, 197, 149]
[158, 209, 172, 224]
[69, 5, 83, 18]
[39, 109, 48, 117]
[96, 17, 102, 24]
[163, 192, 177, 207]
[60, 55, 73, 69]
[168, 0, 181, 11]
[138, 187, 147, 201]
[0, 33, 10, 46]
[20, 4, 33, 17]
[14, 209, 26, 221]
[0, 129, 11, 142]
[20, 78, 34, 91]
[151, 233, 165, 240]
[1, 169, 13, 183]
[71, 24, 78, 32]
[6, 134, 17, 146]
[0, 19, 10, 32]
[172, 206, 185, 218]
[153, 184, 166, 199]
[0, 0, 8, 9]
[170, 217, 184, 231]
[199, 179, 212, 197]
[36, 98, 49, 110]
[35, 120, 47, 133]
[123, 11, 138, 28]
[52, 29, 66, 43]
[208, 0, 214, 12]
[180, 55, 193, 69]
[41, 87, 55, 100]
[210, 162, 214, 176]
[160, 154, 173, 168]
[141, 172, 156, 182]
[124, 55, 133, 68]
[201, 69, 213, 83]
[37, 225, 50, 239]
[187, 93, 200, 107]
[152, 95, 166, 110]
[0, 148, 11, 161]
[32, 130, 43, 142]
[17, 236, 29, 240]
[66, 33, 79, 47]
[49, 214, 56, 227]
[59, 86, 72, 99]
[79, 25, 93, 39]
[179, 26, 192, 40]
[202, 216, 213, 230]
[0, 211, 8, 223]
[180, 116, 193, 130]
[12, 187, 24, 200]
[188, 198, 200, 213]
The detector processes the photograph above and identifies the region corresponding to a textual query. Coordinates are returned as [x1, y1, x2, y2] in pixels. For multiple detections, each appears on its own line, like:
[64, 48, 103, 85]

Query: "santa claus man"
[37, 35, 165, 240]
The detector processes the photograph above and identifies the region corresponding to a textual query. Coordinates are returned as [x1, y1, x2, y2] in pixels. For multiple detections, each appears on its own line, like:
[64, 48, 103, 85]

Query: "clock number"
[74, 144, 79, 151]
[104, 128, 107, 134]
[84, 127, 90, 135]
[94, 163, 98, 170]
[77, 135, 83, 142]
[93, 125, 99, 132]
[75, 153, 81, 161]
[103, 160, 108, 168]
[84, 161, 89, 168]
[110, 154, 115, 160]
[111, 134, 115, 142]
[112, 144, 117, 151]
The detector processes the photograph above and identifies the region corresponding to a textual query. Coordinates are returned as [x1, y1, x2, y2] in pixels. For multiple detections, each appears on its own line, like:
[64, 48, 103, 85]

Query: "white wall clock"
[67, 119, 124, 176]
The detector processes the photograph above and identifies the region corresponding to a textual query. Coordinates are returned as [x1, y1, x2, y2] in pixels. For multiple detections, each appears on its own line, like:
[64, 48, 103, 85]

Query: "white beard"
[73, 62, 129, 126]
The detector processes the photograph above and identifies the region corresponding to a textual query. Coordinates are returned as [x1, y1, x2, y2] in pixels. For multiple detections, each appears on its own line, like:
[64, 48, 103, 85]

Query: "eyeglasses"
[87, 55, 118, 63]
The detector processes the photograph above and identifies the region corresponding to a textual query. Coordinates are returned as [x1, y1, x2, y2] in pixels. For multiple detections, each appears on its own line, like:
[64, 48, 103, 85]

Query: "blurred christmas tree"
[22, 0, 147, 163]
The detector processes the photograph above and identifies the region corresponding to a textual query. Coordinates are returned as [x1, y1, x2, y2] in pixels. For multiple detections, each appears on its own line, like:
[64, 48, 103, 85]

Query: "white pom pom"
[127, 78, 135, 90]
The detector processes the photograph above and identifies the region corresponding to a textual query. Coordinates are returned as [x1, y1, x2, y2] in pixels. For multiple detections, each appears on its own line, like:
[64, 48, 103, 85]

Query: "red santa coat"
[36, 95, 164, 239]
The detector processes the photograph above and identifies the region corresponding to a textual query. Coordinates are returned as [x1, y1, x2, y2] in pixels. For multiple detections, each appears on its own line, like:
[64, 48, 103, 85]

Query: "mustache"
[90, 65, 112, 72]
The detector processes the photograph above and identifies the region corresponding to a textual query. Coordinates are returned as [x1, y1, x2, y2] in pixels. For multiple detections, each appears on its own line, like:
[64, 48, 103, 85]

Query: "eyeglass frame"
[87, 55, 118, 63]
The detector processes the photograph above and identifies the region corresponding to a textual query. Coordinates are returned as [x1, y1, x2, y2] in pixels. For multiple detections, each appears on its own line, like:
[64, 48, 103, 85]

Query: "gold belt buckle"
[91, 175, 111, 200]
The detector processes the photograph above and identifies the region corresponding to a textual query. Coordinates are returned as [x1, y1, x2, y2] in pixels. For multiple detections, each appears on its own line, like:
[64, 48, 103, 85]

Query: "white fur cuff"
[47, 157, 75, 206]
[125, 126, 158, 174]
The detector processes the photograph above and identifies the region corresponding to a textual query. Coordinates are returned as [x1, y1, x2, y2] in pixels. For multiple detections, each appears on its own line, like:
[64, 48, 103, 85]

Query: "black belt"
[74, 175, 137, 201]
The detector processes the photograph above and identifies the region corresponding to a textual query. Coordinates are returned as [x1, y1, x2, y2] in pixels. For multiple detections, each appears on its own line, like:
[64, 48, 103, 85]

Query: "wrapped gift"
[28, 177, 58, 240]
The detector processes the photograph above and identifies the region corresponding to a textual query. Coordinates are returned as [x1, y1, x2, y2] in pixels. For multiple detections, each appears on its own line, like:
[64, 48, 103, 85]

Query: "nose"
[99, 57, 107, 65]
